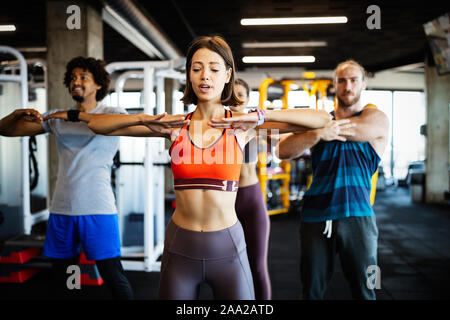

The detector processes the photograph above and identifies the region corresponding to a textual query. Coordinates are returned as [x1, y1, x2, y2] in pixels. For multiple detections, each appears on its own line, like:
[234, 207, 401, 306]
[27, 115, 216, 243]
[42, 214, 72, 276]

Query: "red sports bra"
[169, 109, 243, 192]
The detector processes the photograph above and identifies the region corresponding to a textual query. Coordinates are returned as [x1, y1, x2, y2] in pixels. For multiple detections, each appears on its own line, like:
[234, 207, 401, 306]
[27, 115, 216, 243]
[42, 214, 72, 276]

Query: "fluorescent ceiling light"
[15, 47, 47, 53]
[0, 25, 16, 32]
[242, 41, 327, 48]
[243, 56, 315, 63]
[241, 17, 347, 26]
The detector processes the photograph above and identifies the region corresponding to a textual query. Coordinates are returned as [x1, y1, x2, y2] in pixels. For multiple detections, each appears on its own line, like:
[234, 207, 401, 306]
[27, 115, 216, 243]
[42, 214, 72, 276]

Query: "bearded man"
[276, 60, 389, 300]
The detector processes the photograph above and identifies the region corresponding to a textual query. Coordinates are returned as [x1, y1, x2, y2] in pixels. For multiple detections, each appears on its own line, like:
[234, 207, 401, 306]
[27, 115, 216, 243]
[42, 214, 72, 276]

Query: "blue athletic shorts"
[43, 213, 121, 261]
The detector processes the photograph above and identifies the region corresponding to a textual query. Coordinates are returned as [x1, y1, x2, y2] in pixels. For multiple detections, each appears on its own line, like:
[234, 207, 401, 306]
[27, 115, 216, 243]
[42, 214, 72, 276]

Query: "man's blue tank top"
[301, 110, 380, 222]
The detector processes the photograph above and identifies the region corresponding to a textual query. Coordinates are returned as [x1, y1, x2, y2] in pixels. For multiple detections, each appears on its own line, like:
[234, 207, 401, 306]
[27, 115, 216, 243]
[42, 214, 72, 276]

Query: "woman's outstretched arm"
[45, 111, 189, 137]
[88, 113, 189, 137]
[209, 108, 331, 132]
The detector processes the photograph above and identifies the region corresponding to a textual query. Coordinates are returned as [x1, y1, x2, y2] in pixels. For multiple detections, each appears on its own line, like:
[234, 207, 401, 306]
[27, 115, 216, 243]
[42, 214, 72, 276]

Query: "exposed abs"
[172, 189, 238, 231]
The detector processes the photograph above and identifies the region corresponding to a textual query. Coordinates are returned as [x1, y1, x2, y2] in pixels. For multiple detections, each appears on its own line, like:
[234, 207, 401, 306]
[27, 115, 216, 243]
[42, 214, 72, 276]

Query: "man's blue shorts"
[43, 213, 121, 261]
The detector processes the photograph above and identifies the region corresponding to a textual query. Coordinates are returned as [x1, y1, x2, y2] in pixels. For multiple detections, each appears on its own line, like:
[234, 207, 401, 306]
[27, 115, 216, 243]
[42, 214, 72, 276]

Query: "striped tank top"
[301, 110, 381, 222]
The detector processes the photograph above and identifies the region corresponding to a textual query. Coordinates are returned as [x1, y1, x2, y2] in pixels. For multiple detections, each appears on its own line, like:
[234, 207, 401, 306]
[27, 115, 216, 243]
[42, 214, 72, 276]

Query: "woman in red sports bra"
[87, 35, 331, 300]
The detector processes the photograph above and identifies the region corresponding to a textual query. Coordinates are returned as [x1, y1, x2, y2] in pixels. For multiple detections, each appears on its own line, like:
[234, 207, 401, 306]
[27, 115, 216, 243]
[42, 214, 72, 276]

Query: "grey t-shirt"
[42, 104, 127, 215]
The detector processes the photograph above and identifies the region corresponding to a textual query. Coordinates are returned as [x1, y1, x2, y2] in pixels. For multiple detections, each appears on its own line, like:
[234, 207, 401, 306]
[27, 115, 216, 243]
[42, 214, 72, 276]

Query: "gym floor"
[0, 186, 449, 300]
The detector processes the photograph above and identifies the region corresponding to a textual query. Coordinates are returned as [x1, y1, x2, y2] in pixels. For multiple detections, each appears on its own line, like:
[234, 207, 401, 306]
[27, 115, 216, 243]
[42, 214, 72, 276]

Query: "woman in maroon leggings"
[231, 78, 271, 300]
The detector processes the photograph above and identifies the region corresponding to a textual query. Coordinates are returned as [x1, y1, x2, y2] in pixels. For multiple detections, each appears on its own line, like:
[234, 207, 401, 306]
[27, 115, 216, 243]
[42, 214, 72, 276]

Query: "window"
[361, 90, 426, 182]
[392, 91, 426, 180]
[106, 91, 155, 111]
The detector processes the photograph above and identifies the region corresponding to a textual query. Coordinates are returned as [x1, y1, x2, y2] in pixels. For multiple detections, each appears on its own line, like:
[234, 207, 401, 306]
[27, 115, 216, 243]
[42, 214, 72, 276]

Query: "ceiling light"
[240, 17, 348, 26]
[242, 56, 315, 63]
[0, 25, 16, 32]
[15, 47, 47, 53]
[242, 41, 327, 48]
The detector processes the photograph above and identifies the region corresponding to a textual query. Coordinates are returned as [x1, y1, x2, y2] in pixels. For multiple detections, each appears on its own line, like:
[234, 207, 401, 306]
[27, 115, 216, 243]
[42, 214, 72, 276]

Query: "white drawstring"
[323, 220, 332, 238]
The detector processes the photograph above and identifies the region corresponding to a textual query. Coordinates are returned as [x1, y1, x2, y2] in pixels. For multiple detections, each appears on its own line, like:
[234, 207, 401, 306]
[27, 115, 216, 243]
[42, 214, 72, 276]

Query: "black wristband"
[67, 110, 80, 122]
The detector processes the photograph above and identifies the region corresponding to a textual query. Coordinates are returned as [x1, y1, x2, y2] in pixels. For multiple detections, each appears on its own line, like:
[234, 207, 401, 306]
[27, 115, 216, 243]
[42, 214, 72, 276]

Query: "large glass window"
[361, 89, 426, 182]
[251, 87, 426, 183]
[392, 91, 426, 180]
[106, 91, 155, 110]
[288, 90, 316, 109]
[247, 91, 259, 108]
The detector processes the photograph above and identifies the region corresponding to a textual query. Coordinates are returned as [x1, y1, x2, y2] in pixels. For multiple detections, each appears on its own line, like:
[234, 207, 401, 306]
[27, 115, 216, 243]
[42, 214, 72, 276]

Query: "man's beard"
[72, 94, 84, 102]
[337, 91, 361, 108]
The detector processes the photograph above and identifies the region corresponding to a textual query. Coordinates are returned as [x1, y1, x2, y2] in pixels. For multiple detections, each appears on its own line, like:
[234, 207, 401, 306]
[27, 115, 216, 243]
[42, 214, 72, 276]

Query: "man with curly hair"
[2, 56, 134, 299]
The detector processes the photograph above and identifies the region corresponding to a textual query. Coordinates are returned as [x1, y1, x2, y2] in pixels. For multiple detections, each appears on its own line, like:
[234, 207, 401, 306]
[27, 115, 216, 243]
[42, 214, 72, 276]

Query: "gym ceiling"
[0, 0, 447, 73]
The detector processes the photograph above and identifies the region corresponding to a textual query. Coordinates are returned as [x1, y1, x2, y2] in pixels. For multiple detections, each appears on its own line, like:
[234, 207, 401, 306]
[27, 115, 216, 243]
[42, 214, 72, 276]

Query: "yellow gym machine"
[256, 74, 378, 216]
[257, 78, 292, 215]
[257, 75, 336, 215]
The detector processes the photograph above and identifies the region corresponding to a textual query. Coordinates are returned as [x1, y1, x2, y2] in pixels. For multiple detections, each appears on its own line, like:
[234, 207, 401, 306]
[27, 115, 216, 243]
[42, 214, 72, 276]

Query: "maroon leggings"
[158, 219, 255, 300]
[235, 183, 272, 300]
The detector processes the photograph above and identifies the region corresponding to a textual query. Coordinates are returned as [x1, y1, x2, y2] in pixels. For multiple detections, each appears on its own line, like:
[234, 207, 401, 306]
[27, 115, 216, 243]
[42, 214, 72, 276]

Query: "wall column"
[46, 0, 103, 198]
[424, 57, 450, 203]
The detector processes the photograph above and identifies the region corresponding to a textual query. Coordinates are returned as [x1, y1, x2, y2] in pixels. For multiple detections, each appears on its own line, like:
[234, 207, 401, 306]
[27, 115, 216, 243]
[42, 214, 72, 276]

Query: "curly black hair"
[63, 57, 110, 101]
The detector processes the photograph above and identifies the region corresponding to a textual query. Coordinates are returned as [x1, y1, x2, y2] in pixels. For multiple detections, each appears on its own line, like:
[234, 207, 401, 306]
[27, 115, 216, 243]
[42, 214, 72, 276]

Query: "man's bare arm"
[344, 108, 389, 157]
[0, 109, 45, 136]
[276, 119, 355, 159]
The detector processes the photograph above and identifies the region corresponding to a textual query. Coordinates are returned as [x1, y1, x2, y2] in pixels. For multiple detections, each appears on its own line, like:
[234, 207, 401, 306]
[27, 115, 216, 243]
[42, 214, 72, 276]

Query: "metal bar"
[114, 71, 145, 246]
[102, 6, 163, 59]
[27, 210, 49, 224]
[121, 260, 146, 271]
[391, 92, 395, 179]
[0, 75, 21, 82]
[101, 0, 182, 60]
[115, 71, 144, 107]
[105, 60, 186, 272]
[155, 69, 186, 82]
[105, 60, 174, 75]
[143, 66, 154, 272]
[0, 46, 30, 235]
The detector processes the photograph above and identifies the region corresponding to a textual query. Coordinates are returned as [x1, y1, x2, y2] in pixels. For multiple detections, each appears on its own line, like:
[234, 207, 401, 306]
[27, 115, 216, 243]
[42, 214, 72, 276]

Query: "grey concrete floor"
[1, 185, 449, 301]
[267, 186, 450, 300]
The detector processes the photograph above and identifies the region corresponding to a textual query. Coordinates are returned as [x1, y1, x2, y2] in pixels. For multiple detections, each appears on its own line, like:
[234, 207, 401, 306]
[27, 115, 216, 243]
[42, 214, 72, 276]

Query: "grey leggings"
[300, 215, 379, 300]
[158, 219, 255, 300]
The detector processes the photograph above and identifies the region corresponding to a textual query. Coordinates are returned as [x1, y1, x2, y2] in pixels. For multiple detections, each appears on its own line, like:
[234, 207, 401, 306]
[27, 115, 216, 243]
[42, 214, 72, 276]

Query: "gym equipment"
[0, 245, 41, 264]
[0, 234, 44, 283]
[256, 74, 347, 215]
[0, 47, 49, 283]
[257, 78, 291, 216]
[105, 58, 185, 272]
[0, 46, 49, 240]
[78, 253, 103, 286]
[0, 263, 40, 283]
[363, 103, 379, 206]
[112, 70, 146, 252]
[300, 73, 333, 110]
